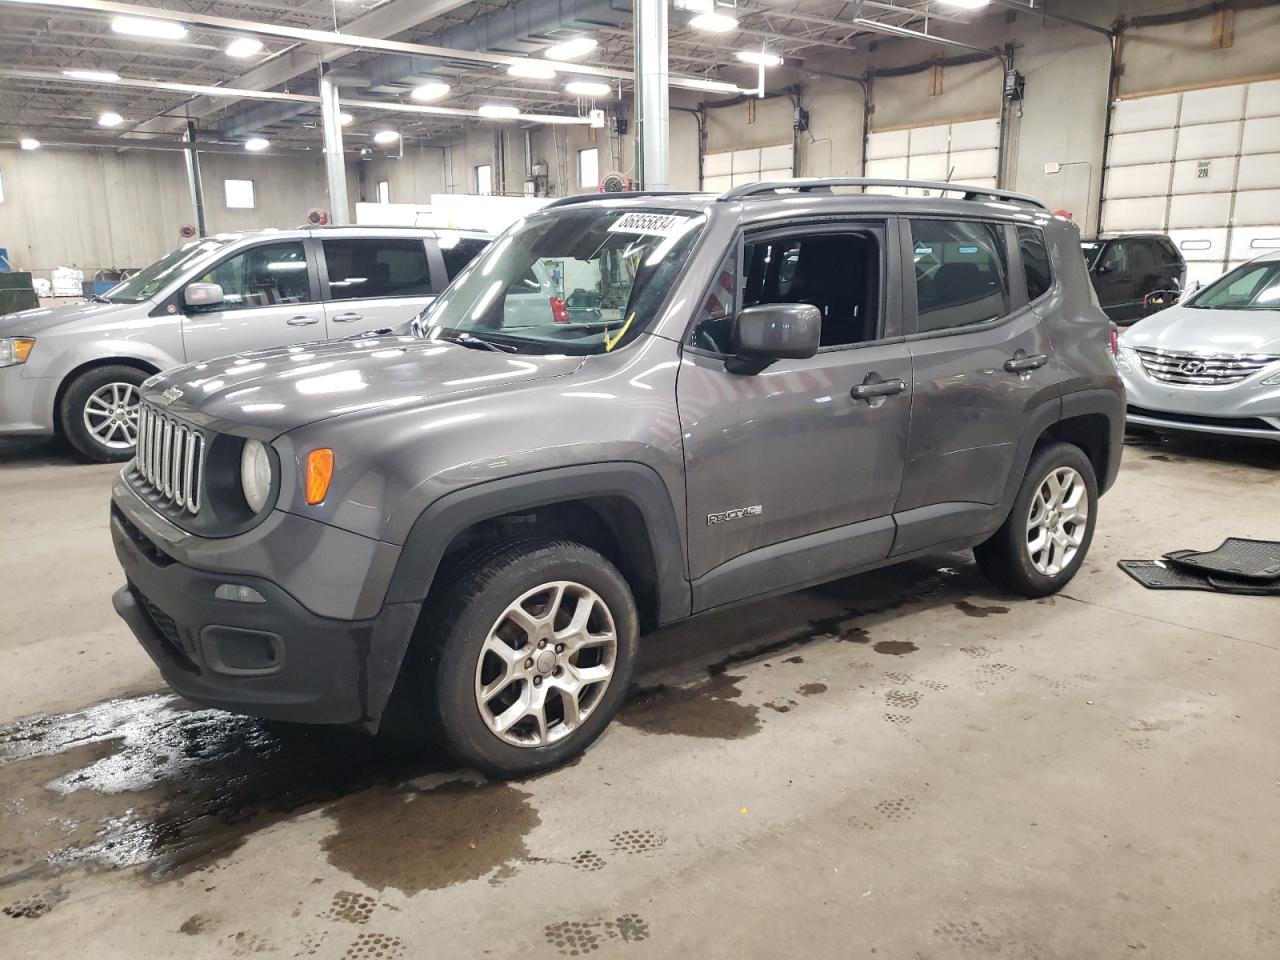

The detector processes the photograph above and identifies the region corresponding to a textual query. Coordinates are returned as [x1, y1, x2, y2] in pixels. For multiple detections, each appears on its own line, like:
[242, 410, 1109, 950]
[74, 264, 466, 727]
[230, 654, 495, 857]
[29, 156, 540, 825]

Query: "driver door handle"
[1004, 352, 1048, 373]
[287, 315, 320, 326]
[851, 376, 907, 401]
[331, 312, 363, 323]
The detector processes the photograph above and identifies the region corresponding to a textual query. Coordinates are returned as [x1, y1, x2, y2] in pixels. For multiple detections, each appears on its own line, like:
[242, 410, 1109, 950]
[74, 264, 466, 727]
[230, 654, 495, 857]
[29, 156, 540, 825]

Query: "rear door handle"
[851, 375, 907, 401]
[331, 312, 363, 323]
[1004, 352, 1048, 373]
[287, 315, 320, 326]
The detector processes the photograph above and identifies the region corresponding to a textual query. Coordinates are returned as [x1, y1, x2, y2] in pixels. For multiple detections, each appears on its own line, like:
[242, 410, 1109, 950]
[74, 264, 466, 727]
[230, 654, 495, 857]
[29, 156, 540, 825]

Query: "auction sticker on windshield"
[607, 212, 693, 237]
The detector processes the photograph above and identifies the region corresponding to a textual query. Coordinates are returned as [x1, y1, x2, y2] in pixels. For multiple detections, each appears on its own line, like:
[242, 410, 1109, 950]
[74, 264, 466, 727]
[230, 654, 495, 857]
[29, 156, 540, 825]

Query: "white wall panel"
[702, 151, 732, 176]
[1173, 121, 1241, 160]
[908, 125, 950, 155]
[1232, 189, 1280, 226]
[949, 118, 1000, 151]
[1111, 94, 1179, 134]
[761, 168, 793, 182]
[1186, 261, 1229, 287]
[703, 174, 732, 193]
[1101, 196, 1167, 232]
[1180, 85, 1246, 124]
[1105, 163, 1170, 199]
[1169, 228, 1229, 262]
[865, 157, 908, 179]
[1108, 129, 1177, 166]
[1171, 157, 1238, 194]
[1245, 79, 1280, 118]
[866, 129, 909, 160]
[1241, 116, 1280, 154]
[1168, 192, 1233, 228]
[759, 144, 792, 171]
[948, 148, 999, 180]
[907, 153, 949, 181]
[1237, 154, 1280, 190]
[1229, 225, 1280, 260]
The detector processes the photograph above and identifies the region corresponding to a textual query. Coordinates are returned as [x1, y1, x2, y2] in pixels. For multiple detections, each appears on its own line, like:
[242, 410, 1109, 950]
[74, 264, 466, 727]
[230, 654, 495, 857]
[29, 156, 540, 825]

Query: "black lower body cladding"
[110, 504, 419, 729]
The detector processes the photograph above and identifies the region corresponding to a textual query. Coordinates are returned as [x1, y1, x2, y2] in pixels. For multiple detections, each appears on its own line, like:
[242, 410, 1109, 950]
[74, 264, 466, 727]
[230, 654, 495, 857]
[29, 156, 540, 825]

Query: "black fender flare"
[1059, 386, 1126, 493]
[383, 461, 692, 623]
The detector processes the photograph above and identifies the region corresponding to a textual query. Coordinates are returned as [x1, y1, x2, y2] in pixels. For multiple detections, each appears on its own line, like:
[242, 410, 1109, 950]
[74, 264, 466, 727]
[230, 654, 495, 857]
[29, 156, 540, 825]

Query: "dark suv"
[109, 179, 1124, 778]
[1082, 233, 1186, 324]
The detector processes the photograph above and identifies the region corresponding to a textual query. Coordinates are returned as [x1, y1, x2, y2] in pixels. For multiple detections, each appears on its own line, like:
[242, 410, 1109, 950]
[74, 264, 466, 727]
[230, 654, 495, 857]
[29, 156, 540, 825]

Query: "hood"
[1122, 304, 1280, 356]
[142, 335, 585, 438]
[0, 299, 139, 336]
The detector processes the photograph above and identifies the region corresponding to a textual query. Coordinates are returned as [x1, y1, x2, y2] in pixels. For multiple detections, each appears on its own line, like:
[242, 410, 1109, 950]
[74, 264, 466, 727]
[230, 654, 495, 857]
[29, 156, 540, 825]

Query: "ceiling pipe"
[988, 0, 1115, 38]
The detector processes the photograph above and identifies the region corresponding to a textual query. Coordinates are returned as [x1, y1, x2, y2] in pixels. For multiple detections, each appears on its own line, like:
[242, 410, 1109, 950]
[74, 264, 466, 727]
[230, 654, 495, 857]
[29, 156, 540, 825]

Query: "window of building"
[223, 178, 256, 210]
[689, 229, 882, 352]
[0, 169, 5, 204]
[438, 236, 491, 281]
[322, 238, 433, 300]
[475, 163, 493, 196]
[577, 148, 599, 190]
[198, 241, 310, 311]
[376, 180, 391, 204]
[911, 219, 1010, 332]
[1017, 226, 1053, 302]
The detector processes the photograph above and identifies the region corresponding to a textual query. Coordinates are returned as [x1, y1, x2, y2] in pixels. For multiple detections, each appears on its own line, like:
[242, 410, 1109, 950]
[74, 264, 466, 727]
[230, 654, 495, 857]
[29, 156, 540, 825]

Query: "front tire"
[424, 539, 639, 779]
[60, 365, 146, 463]
[975, 441, 1098, 598]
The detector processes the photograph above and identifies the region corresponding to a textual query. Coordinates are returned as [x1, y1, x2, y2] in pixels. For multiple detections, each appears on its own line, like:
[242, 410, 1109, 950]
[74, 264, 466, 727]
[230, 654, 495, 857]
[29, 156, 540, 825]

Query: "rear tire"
[975, 441, 1098, 598]
[60, 365, 146, 463]
[422, 539, 639, 780]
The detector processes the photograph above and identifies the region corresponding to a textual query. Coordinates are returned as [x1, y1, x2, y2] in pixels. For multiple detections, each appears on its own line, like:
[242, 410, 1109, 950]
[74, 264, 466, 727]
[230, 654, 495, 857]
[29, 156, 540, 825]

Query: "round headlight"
[240, 439, 273, 513]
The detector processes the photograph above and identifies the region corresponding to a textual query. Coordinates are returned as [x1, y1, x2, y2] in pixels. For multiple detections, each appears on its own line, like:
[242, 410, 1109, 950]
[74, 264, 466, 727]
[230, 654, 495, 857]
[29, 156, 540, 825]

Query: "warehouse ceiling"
[0, 0, 1001, 152]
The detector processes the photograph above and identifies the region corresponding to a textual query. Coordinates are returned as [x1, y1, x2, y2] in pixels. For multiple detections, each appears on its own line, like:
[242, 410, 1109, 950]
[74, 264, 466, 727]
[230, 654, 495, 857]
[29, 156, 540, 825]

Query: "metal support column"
[319, 70, 351, 224]
[633, 0, 669, 190]
[182, 120, 207, 237]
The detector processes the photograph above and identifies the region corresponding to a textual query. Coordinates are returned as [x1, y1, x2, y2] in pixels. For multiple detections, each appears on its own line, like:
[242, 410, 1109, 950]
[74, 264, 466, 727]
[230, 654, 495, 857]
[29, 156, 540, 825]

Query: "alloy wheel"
[1026, 465, 1089, 576]
[82, 382, 140, 450]
[473, 580, 618, 747]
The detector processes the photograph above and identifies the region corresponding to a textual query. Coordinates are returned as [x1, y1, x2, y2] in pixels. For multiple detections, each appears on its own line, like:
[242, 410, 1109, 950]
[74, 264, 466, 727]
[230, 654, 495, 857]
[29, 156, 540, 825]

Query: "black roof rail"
[718, 178, 1049, 210]
[542, 190, 702, 208]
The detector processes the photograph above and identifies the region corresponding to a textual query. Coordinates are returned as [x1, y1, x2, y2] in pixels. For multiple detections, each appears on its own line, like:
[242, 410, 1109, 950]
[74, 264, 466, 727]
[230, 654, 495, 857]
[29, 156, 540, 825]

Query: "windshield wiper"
[439, 331, 518, 353]
[87, 294, 112, 304]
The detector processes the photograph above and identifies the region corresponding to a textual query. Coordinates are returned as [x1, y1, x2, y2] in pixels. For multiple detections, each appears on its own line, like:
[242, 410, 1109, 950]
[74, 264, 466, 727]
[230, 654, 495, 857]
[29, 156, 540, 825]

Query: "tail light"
[549, 297, 569, 324]
[1108, 325, 1119, 357]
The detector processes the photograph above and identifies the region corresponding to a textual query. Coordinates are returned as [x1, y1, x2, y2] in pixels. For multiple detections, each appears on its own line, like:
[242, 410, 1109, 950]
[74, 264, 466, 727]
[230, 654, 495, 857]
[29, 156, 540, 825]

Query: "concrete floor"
[1, 432, 1278, 959]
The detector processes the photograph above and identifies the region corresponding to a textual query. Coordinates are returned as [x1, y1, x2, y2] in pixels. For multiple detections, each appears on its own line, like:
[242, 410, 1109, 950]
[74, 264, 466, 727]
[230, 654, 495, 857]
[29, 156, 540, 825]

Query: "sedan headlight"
[0, 338, 35, 368]
[1114, 347, 1134, 374]
[1261, 371, 1280, 386]
[240, 439, 274, 513]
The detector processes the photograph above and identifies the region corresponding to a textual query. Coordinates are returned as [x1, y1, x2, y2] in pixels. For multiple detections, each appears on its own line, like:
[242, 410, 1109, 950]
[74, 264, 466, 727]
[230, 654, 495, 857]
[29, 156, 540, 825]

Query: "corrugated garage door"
[702, 143, 794, 193]
[1101, 79, 1280, 287]
[863, 117, 1000, 195]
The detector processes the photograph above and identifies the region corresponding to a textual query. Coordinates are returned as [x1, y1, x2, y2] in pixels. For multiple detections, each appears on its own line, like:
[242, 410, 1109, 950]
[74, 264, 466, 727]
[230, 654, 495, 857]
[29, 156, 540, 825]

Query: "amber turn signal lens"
[304, 448, 334, 505]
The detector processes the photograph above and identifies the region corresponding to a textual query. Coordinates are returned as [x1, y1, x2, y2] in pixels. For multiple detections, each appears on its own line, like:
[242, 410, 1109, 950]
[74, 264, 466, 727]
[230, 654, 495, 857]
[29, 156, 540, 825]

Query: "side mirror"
[183, 281, 224, 309]
[727, 303, 821, 374]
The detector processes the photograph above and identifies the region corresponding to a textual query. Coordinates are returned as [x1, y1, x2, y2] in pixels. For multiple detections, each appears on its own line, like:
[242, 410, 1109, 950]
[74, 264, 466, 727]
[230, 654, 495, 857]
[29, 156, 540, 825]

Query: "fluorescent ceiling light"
[373, 129, 400, 144]
[98, 111, 123, 127]
[63, 68, 120, 83]
[678, 77, 741, 93]
[339, 112, 354, 126]
[225, 37, 264, 58]
[111, 16, 189, 40]
[736, 50, 783, 66]
[690, 12, 738, 32]
[244, 137, 269, 151]
[507, 61, 557, 80]
[565, 80, 612, 97]
[935, 0, 989, 7]
[544, 36, 598, 61]
[410, 81, 450, 101]
[20, 137, 40, 150]
[478, 104, 521, 119]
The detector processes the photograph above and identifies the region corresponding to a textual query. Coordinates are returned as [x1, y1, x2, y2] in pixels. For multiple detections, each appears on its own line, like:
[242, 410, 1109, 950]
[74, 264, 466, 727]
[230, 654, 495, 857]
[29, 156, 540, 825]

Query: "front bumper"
[1118, 351, 1280, 441]
[110, 500, 421, 729]
[0, 367, 57, 435]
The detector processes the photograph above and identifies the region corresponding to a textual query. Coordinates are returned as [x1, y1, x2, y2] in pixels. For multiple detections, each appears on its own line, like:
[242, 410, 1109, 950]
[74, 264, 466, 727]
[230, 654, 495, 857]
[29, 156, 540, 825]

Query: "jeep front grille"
[1133, 347, 1280, 386]
[134, 402, 205, 514]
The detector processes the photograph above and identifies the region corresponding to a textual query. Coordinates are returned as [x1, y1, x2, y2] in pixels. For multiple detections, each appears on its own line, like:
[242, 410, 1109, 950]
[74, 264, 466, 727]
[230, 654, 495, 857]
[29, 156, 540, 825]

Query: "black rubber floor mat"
[1117, 559, 1216, 591]
[1163, 550, 1280, 595]
[1165, 538, 1280, 581]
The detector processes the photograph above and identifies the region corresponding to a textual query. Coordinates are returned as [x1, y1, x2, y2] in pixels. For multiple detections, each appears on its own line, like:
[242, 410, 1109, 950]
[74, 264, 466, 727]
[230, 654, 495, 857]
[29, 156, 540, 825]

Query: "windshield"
[416, 206, 706, 355]
[1187, 260, 1280, 311]
[102, 238, 232, 304]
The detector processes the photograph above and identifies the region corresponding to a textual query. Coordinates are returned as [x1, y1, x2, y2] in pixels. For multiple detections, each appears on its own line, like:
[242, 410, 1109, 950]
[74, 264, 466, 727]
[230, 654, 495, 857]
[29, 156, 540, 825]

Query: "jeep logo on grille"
[160, 386, 184, 403]
[1179, 360, 1207, 375]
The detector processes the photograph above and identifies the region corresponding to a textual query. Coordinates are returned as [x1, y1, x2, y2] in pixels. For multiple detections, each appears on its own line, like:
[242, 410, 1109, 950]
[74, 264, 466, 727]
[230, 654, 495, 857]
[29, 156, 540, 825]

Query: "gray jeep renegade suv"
[109, 179, 1124, 779]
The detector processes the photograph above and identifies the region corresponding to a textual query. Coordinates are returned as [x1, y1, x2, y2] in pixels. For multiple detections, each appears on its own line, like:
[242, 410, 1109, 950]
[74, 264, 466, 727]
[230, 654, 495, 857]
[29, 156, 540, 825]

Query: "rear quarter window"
[1017, 226, 1053, 302]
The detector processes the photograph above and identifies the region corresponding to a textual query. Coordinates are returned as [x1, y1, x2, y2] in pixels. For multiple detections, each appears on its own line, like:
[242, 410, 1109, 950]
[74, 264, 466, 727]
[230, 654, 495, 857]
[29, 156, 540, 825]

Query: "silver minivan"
[0, 226, 490, 461]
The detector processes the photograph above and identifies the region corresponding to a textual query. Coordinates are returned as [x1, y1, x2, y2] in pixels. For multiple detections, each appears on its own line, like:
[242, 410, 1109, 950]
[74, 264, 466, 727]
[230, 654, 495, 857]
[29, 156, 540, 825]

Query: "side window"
[323, 238, 432, 301]
[1099, 240, 1128, 273]
[911, 219, 1010, 332]
[439, 237, 490, 282]
[199, 241, 310, 311]
[1017, 226, 1053, 302]
[1157, 237, 1180, 264]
